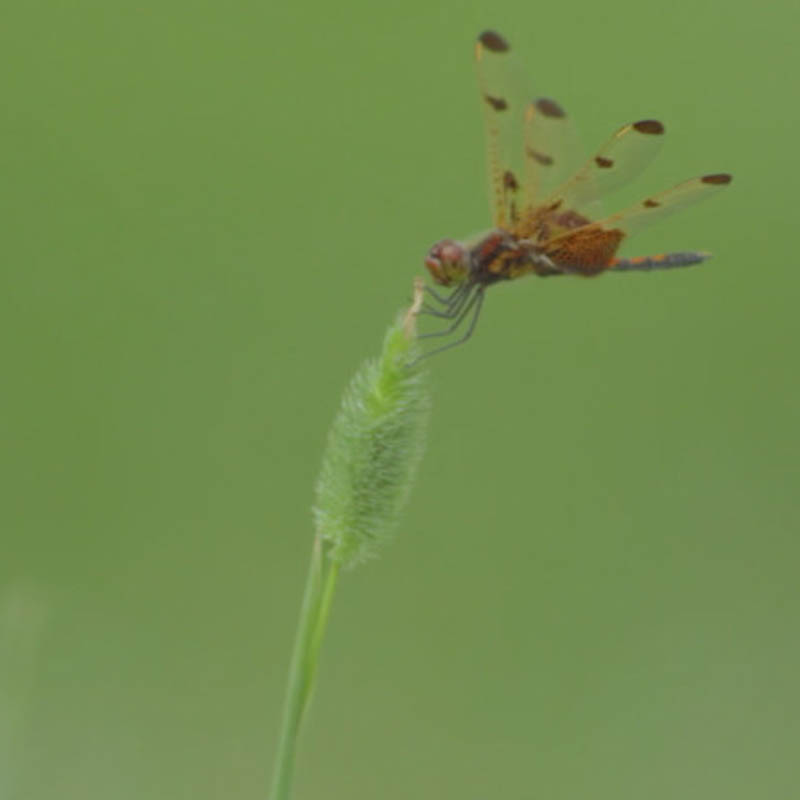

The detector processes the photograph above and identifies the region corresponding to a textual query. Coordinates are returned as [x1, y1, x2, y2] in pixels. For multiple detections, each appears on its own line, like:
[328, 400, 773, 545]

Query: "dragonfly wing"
[475, 31, 524, 229]
[475, 31, 578, 230]
[591, 172, 732, 238]
[522, 97, 581, 215]
[541, 172, 732, 274]
[541, 119, 665, 214]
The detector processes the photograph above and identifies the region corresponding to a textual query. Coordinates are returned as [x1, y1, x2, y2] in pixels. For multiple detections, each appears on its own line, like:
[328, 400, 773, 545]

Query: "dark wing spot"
[484, 94, 508, 111]
[503, 170, 519, 191]
[595, 156, 614, 168]
[526, 147, 554, 166]
[478, 30, 510, 52]
[535, 97, 566, 118]
[643, 198, 660, 208]
[632, 119, 665, 135]
[701, 173, 733, 185]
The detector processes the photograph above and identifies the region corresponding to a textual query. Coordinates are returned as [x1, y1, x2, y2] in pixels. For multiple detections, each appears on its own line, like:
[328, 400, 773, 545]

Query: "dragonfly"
[421, 29, 732, 356]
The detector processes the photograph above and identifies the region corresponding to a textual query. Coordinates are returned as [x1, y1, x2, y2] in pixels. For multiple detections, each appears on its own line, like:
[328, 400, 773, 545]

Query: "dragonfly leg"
[411, 289, 485, 363]
[424, 285, 461, 305]
[419, 283, 473, 319]
[418, 286, 481, 340]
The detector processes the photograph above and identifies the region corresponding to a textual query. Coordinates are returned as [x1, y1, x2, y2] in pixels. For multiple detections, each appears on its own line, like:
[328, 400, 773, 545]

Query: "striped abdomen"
[610, 251, 711, 272]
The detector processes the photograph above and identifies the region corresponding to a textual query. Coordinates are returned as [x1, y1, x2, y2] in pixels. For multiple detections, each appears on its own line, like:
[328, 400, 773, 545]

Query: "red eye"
[424, 239, 467, 286]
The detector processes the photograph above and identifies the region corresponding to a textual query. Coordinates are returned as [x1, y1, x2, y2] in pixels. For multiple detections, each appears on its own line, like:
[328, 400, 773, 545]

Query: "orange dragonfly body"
[421, 30, 732, 354]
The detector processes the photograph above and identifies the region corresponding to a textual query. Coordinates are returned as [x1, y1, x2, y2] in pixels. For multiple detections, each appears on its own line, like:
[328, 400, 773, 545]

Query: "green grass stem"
[269, 281, 429, 800]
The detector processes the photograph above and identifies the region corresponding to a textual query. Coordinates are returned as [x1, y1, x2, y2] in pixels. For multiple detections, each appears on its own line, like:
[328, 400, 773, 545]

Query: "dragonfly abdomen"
[610, 251, 711, 272]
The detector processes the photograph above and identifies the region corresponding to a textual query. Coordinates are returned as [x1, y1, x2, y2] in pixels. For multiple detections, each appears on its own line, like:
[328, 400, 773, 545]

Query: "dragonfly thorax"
[469, 230, 561, 283]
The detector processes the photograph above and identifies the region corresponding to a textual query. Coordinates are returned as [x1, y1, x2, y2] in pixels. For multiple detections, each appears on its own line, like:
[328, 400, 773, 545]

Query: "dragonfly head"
[424, 239, 469, 286]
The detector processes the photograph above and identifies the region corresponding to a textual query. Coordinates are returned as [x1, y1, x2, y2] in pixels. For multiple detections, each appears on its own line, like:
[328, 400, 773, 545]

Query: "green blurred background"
[2, 0, 797, 797]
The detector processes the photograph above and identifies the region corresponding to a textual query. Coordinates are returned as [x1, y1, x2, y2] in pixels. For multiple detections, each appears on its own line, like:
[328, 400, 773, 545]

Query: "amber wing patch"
[542, 226, 625, 275]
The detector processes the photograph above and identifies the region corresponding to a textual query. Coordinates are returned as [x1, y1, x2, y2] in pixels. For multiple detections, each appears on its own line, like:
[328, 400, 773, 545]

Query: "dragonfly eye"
[424, 239, 468, 286]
